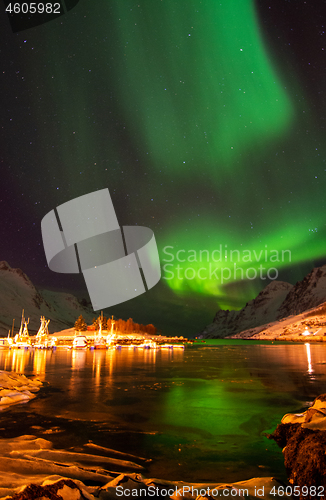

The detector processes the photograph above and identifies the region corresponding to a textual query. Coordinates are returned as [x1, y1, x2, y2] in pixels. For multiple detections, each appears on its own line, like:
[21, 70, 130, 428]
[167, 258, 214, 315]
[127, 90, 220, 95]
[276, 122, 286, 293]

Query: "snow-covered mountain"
[277, 266, 326, 318]
[0, 261, 94, 336]
[200, 265, 326, 338]
[200, 281, 293, 338]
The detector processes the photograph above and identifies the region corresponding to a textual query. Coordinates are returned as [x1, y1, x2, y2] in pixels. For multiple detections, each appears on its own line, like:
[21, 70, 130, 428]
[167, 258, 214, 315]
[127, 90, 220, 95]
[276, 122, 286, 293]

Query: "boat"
[159, 343, 185, 349]
[94, 335, 106, 349]
[106, 315, 117, 347]
[94, 315, 107, 349]
[13, 310, 32, 349]
[3, 319, 15, 348]
[0, 336, 10, 349]
[139, 340, 158, 349]
[49, 336, 58, 348]
[34, 316, 51, 349]
[73, 335, 88, 349]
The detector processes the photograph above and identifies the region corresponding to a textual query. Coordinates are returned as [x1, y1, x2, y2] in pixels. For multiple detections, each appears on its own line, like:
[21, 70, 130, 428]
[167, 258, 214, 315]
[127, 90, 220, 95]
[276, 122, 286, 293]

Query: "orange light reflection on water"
[305, 343, 313, 375]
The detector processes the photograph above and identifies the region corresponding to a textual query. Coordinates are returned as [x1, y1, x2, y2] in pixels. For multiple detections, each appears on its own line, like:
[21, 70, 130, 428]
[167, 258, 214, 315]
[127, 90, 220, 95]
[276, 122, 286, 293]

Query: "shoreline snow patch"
[0, 371, 42, 409]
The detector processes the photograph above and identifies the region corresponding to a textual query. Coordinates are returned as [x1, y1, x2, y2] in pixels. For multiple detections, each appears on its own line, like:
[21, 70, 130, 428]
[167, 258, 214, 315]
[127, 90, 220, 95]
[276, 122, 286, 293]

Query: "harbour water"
[0, 340, 326, 483]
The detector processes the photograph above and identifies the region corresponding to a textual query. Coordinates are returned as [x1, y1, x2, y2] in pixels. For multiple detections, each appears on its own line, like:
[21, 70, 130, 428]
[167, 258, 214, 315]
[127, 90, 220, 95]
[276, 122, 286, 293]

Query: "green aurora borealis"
[1, 0, 326, 330]
[110, 0, 293, 168]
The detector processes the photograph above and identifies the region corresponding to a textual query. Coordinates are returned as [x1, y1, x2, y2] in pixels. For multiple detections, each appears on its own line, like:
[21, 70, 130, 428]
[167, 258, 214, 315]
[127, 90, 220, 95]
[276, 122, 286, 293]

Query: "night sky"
[0, 0, 326, 336]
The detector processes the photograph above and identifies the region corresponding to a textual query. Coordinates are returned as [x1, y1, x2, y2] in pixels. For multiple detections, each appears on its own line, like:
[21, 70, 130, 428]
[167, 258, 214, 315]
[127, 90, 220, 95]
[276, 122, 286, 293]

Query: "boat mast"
[18, 309, 24, 336]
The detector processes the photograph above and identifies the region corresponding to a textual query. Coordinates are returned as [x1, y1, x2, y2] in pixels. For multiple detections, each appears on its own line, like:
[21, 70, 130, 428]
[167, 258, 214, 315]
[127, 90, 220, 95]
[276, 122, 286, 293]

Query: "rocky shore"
[269, 394, 326, 494]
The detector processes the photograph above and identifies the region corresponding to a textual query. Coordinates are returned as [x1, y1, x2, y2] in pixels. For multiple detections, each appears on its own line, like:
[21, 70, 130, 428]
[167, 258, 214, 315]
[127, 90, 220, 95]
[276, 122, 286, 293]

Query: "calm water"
[1, 341, 326, 483]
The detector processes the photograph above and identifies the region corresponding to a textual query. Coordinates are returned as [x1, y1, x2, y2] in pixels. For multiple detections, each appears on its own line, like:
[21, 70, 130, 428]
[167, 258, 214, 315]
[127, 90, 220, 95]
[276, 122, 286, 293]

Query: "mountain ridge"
[200, 265, 326, 338]
[0, 261, 94, 336]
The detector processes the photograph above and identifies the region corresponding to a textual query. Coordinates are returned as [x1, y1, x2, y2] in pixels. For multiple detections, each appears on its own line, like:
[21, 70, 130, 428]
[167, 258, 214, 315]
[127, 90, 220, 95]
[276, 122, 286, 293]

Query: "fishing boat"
[106, 315, 116, 347]
[159, 342, 185, 349]
[34, 316, 51, 349]
[6, 320, 15, 348]
[0, 335, 10, 349]
[139, 340, 158, 349]
[49, 336, 58, 348]
[73, 335, 88, 349]
[13, 310, 32, 349]
[94, 315, 107, 349]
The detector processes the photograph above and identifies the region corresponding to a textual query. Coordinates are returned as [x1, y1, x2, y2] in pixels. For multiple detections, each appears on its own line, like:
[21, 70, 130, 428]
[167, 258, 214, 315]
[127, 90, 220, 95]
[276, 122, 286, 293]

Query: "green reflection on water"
[0, 343, 325, 483]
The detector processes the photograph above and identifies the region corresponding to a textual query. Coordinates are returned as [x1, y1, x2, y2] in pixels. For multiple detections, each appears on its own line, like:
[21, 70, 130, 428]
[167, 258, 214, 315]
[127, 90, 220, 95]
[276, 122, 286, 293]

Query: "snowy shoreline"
[0, 371, 42, 410]
[0, 433, 287, 500]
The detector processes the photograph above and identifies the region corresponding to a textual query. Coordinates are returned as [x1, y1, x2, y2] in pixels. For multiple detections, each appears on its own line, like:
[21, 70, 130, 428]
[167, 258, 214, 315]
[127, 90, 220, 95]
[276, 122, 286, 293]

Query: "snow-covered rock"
[0, 440, 289, 500]
[0, 371, 42, 409]
[270, 394, 326, 490]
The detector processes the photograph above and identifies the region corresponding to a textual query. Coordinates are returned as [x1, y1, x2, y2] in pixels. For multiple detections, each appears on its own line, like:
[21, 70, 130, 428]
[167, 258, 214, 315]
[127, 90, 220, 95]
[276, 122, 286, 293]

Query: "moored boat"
[0, 337, 10, 349]
[34, 316, 51, 349]
[159, 343, 185, 349]
[73, 335, 88, 349]
[13, 310, 31, 349]
[94, 315, 107, 349]
[106, 315, 117, 347]
[94, 336, 106, 349]
[139, 340, 158, 349]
